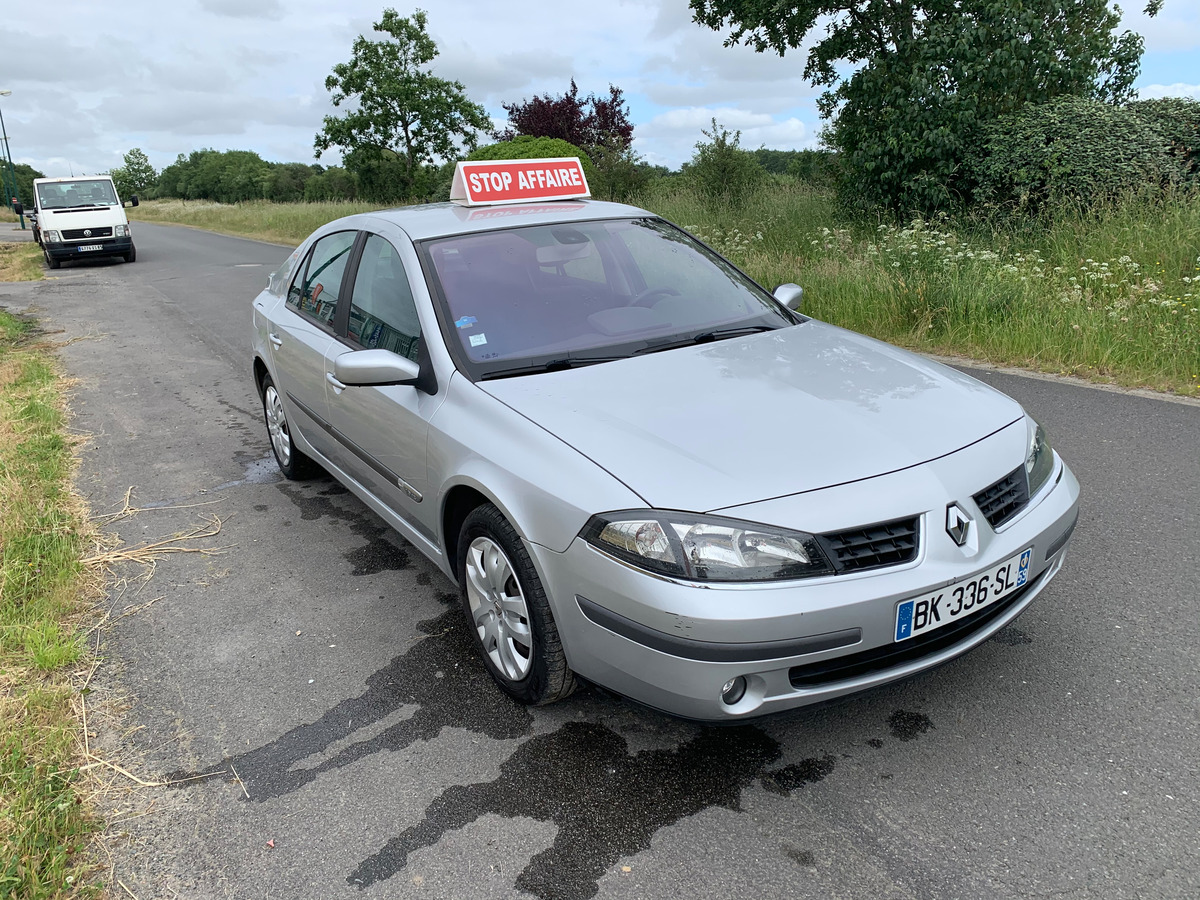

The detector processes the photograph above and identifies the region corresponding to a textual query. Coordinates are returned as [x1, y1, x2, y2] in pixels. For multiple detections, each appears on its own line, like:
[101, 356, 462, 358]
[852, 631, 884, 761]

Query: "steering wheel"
[629, 286, 681, 307]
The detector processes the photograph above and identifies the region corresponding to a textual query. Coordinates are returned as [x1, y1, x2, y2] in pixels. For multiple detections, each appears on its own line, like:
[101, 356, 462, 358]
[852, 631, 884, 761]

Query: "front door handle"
[268, 332, 283, 348]
[326, 372, 347, 392]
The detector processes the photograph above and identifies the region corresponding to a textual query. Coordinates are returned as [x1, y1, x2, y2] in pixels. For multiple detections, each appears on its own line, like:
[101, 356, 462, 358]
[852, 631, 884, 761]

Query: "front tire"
[458, 504, 575, 705]
[124, 245, 136, 263]
[261, 373, 316, 479]
[44, 249, 60, 269]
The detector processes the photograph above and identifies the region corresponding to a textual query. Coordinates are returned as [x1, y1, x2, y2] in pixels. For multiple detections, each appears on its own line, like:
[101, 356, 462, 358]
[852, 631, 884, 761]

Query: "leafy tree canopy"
[684, 119, 766, 207]
[691, 0, 1163, 211]
[315, 8, 490, 198]
[497, 80, 634, 150]
[109, 148, 157, 199]
[467, 135, 597, 183]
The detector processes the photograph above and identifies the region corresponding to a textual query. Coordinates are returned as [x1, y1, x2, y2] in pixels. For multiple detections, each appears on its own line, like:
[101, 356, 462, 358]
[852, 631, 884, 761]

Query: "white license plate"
[894, 548, 1033, 642]
[77, 244, 103, 252]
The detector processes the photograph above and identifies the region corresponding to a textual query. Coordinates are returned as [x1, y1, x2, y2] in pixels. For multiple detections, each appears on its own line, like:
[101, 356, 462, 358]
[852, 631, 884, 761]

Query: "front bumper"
[43, 236, 133, 262]
[532, 450, 1081, 721]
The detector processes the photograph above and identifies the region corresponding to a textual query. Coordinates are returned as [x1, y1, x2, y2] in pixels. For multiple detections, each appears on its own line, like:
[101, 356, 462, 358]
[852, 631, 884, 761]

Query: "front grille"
[788, 580, 1032, 688]
[62, 227, 113, 240]
[974, 466, 1029, 529]
[816, 516, 920, 574]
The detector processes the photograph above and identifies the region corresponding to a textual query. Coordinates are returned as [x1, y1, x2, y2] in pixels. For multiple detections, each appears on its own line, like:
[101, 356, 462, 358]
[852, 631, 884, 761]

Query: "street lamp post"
[0, 90, 26, 230]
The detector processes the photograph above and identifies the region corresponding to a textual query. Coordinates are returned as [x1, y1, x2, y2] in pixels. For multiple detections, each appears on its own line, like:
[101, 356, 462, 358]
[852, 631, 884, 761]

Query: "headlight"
[115, 224, 129, 237]
[581, 511, 834, 582]
[43, 230, 61, 243]
[1025, 417, 1055, 497]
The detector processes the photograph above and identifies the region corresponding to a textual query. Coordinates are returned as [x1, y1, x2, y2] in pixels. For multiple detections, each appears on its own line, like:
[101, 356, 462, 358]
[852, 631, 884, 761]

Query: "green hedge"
[974, 97, 1177, 211]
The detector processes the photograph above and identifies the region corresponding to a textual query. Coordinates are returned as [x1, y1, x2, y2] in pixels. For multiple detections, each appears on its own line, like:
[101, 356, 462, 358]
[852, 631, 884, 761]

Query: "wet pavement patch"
[888, 710, 934, 741]
[173, 609, 530, 802]
[784, 845, 817, 866]
[760, 755, 837, 796]
[277, 482, 410, 575]
[991, 626, 1033, 645]
[347, 720, 781, 899]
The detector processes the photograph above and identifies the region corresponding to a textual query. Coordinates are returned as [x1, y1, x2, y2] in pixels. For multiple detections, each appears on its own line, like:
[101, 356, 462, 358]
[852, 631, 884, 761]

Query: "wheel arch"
[252, 356, 271, 398]
[441, 484, 493, 581]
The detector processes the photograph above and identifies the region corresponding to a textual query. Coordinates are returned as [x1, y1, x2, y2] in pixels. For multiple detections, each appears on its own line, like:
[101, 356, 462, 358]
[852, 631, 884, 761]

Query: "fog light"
[721, 676, 747, 705]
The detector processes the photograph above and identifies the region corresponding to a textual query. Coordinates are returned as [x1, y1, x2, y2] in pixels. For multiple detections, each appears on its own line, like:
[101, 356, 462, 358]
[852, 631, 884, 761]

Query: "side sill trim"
[576, 595, 861, 663]
[285, 390, 422, 502]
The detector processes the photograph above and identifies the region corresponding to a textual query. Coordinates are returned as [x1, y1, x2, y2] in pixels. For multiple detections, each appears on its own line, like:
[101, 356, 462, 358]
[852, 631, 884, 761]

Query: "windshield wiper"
[634, 324, 779, 355]
[480, 354, 628, 380]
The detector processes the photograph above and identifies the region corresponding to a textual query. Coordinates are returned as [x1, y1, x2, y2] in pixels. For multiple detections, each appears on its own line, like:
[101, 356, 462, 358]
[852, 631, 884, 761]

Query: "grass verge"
[0, 309, 98, 898]
[1, 242, 46, 283]
[130, 186, 1200, 395]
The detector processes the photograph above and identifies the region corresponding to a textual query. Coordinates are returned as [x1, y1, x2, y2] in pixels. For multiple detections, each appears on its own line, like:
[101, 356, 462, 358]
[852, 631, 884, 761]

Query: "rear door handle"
[326, 372, 347, 392]
[268, 332, 283, 348]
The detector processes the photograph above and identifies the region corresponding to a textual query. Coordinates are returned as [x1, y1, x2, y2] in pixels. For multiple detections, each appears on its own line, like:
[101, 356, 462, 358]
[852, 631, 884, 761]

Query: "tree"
[111, 148, 156, 198]
[684, 119, 766, 207]
[690, 0, 1162, 211]
[497, 80, 634, 150]
[9, 162, 43, 207]
[315, 8, 490, 200]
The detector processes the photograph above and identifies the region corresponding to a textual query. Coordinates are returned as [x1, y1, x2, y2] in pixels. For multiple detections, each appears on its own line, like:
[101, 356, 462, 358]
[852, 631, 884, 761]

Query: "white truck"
[15, 174, 138, 268]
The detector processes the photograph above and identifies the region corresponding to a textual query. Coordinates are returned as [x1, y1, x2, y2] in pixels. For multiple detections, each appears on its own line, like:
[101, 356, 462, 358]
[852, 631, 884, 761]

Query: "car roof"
[332, 198, 654, 242]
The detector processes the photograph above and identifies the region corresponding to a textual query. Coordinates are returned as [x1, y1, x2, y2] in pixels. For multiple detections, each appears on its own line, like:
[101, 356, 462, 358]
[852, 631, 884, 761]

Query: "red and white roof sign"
[450, 157, 590, 206]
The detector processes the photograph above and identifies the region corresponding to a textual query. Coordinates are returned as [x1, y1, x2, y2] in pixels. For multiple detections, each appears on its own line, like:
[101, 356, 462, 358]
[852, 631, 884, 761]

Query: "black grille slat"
[817, 517, 920, 573]
[62, 227, 113, 240]
[788, 581, 1033, 688]
[974, 466, 1030, 529]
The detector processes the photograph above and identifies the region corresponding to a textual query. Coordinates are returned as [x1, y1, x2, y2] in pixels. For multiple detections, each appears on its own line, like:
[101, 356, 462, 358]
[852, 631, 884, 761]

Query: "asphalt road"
[3, 222, 1198, 899]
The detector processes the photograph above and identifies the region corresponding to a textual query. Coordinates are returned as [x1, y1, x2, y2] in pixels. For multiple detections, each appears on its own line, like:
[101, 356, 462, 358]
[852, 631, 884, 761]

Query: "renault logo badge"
[946, 503, 971, 546]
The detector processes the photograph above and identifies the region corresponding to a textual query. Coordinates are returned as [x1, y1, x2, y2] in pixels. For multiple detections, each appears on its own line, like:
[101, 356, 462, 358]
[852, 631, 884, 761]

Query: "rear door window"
[288, 231, 357, 327]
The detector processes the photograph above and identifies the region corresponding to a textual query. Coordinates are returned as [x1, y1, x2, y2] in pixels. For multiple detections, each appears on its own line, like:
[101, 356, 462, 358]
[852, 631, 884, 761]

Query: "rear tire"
[261, 373, 317, 479]
[457, 503, 576, 705]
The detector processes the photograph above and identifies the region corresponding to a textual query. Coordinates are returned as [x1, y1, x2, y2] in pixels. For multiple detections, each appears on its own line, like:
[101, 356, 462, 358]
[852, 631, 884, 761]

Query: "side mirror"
[11, 201, 23, 217]
[773, 283, 804, 312]
[333, 348, 420, 387]
[124, 196, 140, 208]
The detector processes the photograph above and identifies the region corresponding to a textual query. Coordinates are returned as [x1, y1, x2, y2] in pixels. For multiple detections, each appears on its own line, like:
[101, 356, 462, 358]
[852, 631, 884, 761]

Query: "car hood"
[479, 322, 1023, 511]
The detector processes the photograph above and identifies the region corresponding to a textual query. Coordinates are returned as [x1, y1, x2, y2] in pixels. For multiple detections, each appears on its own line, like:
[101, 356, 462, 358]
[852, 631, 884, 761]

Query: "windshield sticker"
[455, 316, 478, 329]
[469, 333, 488, 347]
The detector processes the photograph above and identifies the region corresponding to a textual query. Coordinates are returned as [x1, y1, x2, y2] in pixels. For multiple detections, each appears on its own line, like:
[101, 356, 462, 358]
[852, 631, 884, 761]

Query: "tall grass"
[131, 183, 1200, 394]
[0, 311, 98, 898]
[648, 180, 1200, 394]
[1, 242, 45, 282]
[130, 198, 390, 246]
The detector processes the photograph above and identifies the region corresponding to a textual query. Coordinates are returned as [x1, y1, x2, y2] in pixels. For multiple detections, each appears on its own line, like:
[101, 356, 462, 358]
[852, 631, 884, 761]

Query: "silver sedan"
[251, 199, 1080, 720]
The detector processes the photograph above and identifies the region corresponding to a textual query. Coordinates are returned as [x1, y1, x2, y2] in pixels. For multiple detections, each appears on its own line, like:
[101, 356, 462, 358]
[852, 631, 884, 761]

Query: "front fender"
[429, 373, 645, 553]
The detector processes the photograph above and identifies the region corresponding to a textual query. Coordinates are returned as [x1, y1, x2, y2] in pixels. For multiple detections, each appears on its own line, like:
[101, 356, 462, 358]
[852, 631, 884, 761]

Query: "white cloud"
[198, 0, 285, 19]
[636, 107, 814, 167]
[1136, 83, 1200, 101]
[0, 0, 1194, 176]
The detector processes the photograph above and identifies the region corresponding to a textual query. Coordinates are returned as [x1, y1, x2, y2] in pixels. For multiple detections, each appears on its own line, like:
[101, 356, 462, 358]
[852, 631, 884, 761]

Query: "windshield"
[36, 180, 120, 210]
[422, 217, 796, 379]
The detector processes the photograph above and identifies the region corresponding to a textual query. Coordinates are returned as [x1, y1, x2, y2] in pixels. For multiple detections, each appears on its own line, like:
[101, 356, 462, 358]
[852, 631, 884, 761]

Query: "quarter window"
[347, 234, 421, 361]
[288, 231, 356, 326]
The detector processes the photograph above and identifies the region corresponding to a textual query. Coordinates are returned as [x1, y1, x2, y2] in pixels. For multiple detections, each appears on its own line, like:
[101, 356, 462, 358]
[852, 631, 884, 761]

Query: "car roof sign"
[449, 157, 590, 207]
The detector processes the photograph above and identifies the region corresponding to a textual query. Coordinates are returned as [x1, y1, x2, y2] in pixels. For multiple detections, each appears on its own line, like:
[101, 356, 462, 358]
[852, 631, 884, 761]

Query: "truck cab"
[17, 175, 138, 268]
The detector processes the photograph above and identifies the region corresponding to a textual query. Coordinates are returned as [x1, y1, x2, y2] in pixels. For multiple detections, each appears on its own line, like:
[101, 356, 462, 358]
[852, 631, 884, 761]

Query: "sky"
[1, 0, 1197, 178]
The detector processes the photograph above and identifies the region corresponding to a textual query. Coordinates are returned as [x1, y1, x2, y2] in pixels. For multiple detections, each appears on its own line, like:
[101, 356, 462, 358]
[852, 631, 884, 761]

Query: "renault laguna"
[250, 158, 1079, 720]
